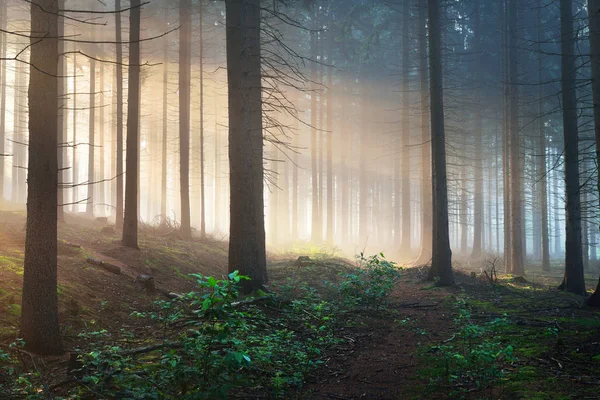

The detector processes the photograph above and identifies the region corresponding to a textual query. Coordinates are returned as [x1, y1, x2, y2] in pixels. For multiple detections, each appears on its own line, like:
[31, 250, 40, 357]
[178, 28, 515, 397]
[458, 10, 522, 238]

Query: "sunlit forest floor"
[0, 205, 599, 399]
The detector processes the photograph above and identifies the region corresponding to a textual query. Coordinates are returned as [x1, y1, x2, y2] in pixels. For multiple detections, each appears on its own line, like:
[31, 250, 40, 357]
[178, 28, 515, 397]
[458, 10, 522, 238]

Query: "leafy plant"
[420, 301, 516, 399]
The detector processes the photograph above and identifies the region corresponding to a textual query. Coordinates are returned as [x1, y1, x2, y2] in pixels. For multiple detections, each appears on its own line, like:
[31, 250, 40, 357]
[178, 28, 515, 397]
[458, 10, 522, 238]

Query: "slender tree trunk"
[501, 0, 512, 273]
[179, 0, 192, 239]
[226, 0, 267, 293]
[538, 0, 550, 271]
[558, 0, 586, 295]
[416, 0, 432, 265]
[12, 58, 24, 204]
[326, 23, 334, 244]
[115, 0, 124, 230]
[57, 0, 65, 220]
[460, 167, 468, 254]
[426, 0, 454, 286]
[161, 6, 168, 221]
[359, 79, 369, 247]
[0, 0, 6, 200]
[508, 0, 524, 275]
[20, 0, 62, 355]
[86, 58, 96, 216]
[199, 0, 206, 238]
[310, 24, 319, 243]
[401, 0, 411, 256]
[122, 0, 141, 248]
[586, 0, 600, 303]
[98, 61, 105, 217]
[292, 110, 299, 239]
[71, 53, 78, 212]
[472, 0, 483, 257]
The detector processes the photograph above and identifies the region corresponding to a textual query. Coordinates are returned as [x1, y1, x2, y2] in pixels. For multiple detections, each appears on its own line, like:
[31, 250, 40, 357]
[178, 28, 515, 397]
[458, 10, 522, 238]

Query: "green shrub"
[330, 253, 402, 309]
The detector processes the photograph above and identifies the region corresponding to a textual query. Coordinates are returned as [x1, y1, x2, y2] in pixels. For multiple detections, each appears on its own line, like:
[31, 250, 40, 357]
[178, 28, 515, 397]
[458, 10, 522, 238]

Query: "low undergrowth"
[0, 253, 401, 399]
[418, 278, 600, 399]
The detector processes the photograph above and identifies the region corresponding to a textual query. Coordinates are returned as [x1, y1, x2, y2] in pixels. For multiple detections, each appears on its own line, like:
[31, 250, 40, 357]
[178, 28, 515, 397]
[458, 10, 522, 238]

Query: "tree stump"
[587, 278, 600, 308]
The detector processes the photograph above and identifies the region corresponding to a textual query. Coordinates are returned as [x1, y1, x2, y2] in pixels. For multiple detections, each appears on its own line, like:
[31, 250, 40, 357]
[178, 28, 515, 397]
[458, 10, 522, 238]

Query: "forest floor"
[0, 206, 599, 399]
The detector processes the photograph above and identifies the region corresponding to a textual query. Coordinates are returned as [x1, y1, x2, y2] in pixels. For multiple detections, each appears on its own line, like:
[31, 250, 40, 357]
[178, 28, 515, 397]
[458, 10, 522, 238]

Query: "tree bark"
[20, 0, 63, 355]
[426, 0, 454, 286]
[586, 0, 600, 301]
[0, 0, 6, 200]
[122, 0, 141, 249]
[537, 0, 551, 271]
[472, 0, 483, 258]
[86, 58, 96, 216]
[416, 0, 432, 265]
[56, 0, 65, 220]
[508, 0, 524, 275]
[401, 0, 412, 256]
[179, 0, 192, 240]
[115, 0, 124, 230]
[199, 0, 206, 238]
[226, 0, 267, 293]
[558, 0, 586, 295]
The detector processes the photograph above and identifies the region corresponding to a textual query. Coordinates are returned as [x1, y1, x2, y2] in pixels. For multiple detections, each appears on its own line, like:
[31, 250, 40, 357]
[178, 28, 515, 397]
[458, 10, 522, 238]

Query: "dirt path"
[307, 269, 455, 400]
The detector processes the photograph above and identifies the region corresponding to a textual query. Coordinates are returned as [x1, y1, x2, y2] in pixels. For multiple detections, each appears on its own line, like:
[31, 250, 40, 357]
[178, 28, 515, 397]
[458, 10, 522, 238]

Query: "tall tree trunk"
[98, 61, 105, 217]
[326, 22, 334, 244]
[416, 0, 432, 265]
[558, 0, 586, 295]
[0, 0, 6, 200]
[401, 0, 411, 256]
[426, 0, 454, 286]
[161, 5, 168, 221]
[122, 0, 141, 248]
[179, 0, 192, 240]
[472, 0, 483, 258]
[310, 24, 319, 243]
[460, 167, 468, 254]
[226, 0, 267, 293]
[538, 0, 551, 271]
[199, 0, 206, 238]
[586, 0, 600, 304]
[86, 58, 96, 216]
[71, 53, 78, 212]
[501, 0, 512, 273]
[115, 0, 124, 230]
[20, 0, 62, 355]
[508, 0, 524, 275]
[57, 0, 65, 220]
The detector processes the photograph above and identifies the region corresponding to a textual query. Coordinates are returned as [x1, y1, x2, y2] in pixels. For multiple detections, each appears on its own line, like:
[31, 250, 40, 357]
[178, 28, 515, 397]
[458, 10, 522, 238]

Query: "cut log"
[85, 257, 121, 275]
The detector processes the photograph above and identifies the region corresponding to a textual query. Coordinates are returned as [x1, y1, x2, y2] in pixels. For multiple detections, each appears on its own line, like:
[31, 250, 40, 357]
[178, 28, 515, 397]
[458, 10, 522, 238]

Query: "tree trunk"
[426, 0, 454, 286]
[326, 22, 334, 244]
[472, 0, 483, 258]
[226, 0, 267, 293]
[508, 0, 524, 275]
[537, 0, 551, 271]
[179, 0, 192, 240]
[0, 0, 6, 200]
[558, 0, 586, 295]
[161, 6, 168, 221]
[401, 0, 411, 256]
[416, 0, 432, 265]
[501, 0, 511, 273]
[115, 0, 124, 230]
[310, 22, 320, 243]
[98, 61, 105, 217]
[56, 0, 65, 220]
[86, 58, 96, 216]
[20, 0, 63, 355]
[586, 0, 600, 302]
[71, 53, 78, 212]
[199, 0, 206, 238]
[122, 0, 141, 249]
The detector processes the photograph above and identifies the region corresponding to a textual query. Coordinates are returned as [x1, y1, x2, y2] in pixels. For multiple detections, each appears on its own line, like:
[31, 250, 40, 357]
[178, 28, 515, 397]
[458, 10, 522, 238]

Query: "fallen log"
[85, 257, 121, 275]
